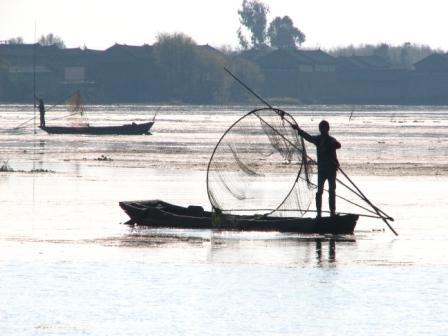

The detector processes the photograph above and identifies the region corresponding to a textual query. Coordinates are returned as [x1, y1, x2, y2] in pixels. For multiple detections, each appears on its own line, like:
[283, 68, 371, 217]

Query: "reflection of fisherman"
[35, 97, 46, 128]
[293, 120, 341, 217]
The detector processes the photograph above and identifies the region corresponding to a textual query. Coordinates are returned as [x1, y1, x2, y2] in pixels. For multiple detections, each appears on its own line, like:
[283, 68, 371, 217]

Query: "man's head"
[319, 120, 330, 135]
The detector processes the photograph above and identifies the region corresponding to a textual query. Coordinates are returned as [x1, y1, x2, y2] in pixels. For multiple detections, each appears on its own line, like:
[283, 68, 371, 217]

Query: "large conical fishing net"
[207, 108, 316, 218]
[65, 91, 89, 127]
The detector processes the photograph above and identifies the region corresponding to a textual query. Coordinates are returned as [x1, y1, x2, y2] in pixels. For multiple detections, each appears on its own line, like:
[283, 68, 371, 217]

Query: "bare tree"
[38, 33, 65, 48]
[7, 37, 24, 44]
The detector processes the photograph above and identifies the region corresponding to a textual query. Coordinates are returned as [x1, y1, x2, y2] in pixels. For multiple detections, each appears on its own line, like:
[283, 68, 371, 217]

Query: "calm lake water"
[0, 105, 447, 335]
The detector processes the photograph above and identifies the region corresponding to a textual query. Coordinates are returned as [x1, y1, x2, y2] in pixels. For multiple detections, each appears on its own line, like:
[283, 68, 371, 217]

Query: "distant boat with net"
[41, 121, 154, 135]
[119, 69, 396, 236]
[39, 91, 155, 135]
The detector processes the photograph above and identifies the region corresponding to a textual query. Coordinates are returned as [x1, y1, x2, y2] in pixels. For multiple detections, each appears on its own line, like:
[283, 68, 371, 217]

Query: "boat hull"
[41, 122, 153, 135]
[119, 200, 358, 234]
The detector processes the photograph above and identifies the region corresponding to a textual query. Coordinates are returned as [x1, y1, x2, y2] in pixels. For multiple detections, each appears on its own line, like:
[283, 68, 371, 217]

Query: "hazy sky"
[1, 0, 447, 51]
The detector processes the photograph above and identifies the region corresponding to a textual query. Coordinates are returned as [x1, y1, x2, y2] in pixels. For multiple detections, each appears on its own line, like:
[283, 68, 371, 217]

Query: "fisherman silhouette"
[35, 97, 46, 128]
[293, 120, 341, 217]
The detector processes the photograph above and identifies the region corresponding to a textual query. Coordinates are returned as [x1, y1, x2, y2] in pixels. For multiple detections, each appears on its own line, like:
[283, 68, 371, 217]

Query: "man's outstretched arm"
[292, 124, 315, 144]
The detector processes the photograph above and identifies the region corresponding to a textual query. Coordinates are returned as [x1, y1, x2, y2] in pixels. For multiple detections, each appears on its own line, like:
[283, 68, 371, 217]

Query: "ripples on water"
[0, 105, 447, 335]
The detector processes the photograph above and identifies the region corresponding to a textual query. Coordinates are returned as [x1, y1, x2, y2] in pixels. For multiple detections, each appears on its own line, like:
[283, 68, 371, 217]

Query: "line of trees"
[38, 33, 66, 49]
[4, 34, 65, 48]
[329, 42, 439, 69]
[152, 33, 263, 103]
[235, 0, 440, 70]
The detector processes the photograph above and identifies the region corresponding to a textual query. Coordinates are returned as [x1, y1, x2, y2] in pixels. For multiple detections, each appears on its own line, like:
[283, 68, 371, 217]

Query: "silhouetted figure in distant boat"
[35, 98, 46, 128]
[293, 120, 341, 217]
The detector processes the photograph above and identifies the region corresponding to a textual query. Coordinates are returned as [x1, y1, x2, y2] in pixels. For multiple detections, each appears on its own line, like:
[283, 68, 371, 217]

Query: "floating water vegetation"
[29, 168, 56, 173]
[95, 155, 113, 161]
[0, 161, 55, 173]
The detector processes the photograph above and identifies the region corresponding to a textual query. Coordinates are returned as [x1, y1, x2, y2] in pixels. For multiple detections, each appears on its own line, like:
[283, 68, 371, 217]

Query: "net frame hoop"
[206, 107, 308, 215]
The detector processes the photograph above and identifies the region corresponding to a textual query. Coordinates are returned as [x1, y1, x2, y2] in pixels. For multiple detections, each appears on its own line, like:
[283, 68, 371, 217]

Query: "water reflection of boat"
[119, 200, 358, 235]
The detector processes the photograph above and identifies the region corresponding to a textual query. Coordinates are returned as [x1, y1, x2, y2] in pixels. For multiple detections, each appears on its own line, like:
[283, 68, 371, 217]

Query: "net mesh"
[207, 108, 315, 217]
[65, 91, 89, 127]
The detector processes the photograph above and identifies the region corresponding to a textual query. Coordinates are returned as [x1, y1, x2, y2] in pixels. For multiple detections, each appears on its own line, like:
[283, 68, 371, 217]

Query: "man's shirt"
[297, 130, 341, 173]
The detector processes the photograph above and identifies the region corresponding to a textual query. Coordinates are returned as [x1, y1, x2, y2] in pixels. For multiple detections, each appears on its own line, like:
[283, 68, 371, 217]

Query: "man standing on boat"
[292, 120, 341, 217]
[35, 97, 46, 128]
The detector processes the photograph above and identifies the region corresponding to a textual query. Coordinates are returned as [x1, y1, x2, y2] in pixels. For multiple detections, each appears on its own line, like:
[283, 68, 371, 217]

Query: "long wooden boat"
[40, 121, 154, 135]
[119, 199, 358, 234]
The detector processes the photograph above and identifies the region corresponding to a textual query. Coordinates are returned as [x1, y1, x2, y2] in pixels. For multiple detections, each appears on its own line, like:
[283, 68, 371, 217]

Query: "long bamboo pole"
[33, 36, 37, 134]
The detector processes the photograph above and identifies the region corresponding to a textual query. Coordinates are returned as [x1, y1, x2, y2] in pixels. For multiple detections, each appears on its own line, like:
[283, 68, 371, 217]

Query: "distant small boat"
[38, 91, 155, 135]
[40, 121, 154, 135]
[119, 199, 359, 234]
